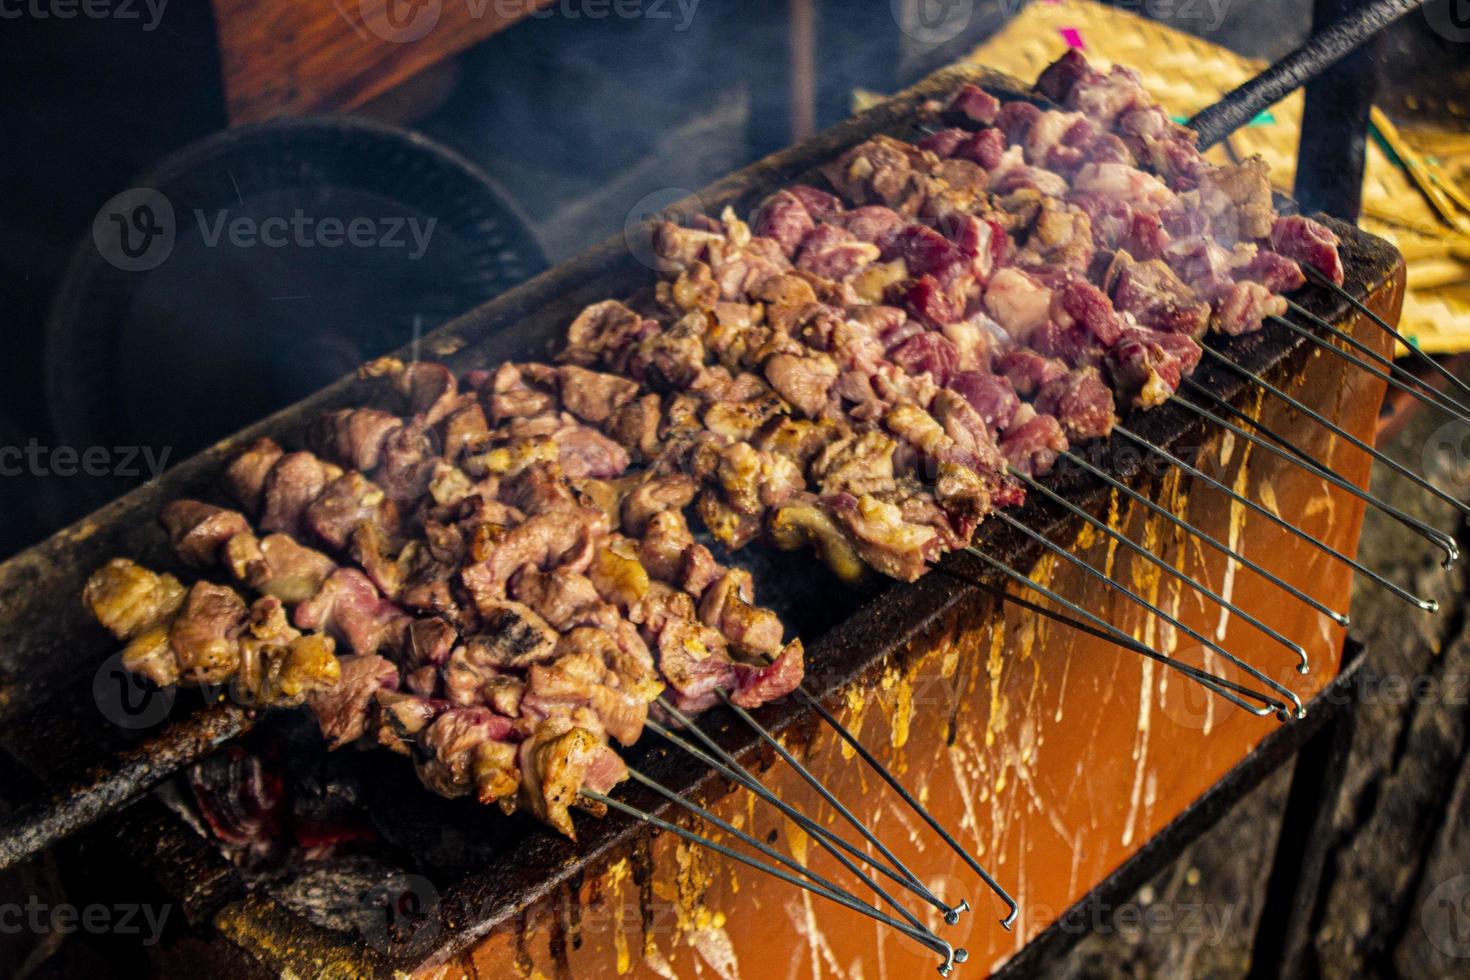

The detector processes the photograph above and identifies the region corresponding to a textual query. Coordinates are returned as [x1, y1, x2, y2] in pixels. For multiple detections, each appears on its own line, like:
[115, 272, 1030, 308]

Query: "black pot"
[45, 116, 548, 479]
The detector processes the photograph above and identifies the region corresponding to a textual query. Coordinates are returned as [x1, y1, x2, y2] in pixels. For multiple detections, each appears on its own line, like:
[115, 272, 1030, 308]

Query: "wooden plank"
[212, 0, 556, 124]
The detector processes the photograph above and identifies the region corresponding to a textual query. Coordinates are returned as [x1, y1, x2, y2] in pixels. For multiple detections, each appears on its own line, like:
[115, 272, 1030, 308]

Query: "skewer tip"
[1001, 906, 1019, 930]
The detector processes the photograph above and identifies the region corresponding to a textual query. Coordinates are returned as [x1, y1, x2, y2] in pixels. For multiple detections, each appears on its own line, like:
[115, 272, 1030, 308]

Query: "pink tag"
[1058, 27, 1085, 48]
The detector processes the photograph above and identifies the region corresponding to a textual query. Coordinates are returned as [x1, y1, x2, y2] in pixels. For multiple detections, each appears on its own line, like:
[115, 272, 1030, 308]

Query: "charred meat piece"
[1270, 215, 1342, 286]
[307, 653, 399, 749]
[1107, 324, 1202, 408]
[260, 452, 343, 538]
[160, 500, 251, 568]
[224, 531, 337, 604]
[222, 438, 285, 515]
[169, 582, 250, 685]
[999, 406, 1068, 477]
[308, 407, 402, 473]
[292, 568, 408, 658]
[519, 717, 629, 839]
[235, 597, 341, 707]
[825, 492, 940, 582]
[457, 600, 560, 670]
[1034, 367, 1116, 442]
[84, 558, 188, 643]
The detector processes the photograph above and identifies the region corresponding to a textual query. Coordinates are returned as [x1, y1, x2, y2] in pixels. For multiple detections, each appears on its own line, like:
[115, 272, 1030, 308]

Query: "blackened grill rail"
[1186, 0, 1427, 149]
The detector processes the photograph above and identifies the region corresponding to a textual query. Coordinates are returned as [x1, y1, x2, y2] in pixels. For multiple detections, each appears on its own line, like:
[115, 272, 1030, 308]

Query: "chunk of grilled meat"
[83, 560, 341, 705]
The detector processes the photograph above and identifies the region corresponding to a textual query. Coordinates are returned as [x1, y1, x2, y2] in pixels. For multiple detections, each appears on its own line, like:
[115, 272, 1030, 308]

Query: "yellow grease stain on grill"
[602, 857, 632, 974]
[839, 685, 868, 760]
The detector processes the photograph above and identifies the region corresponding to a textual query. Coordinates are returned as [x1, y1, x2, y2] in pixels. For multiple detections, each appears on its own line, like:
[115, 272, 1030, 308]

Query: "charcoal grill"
[0, 3, 1433, 975]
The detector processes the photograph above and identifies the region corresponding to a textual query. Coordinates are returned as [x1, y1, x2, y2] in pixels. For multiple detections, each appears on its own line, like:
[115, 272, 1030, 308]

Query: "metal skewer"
[1274, 311, 1470, 423]
[584, 787, 963, 976]
[1181, 370, 1470, 528]
[647, 708, 954, 926]
[990, 510, 1302, 718]
[1205, 343, 1470, 537]
[1299, 265, 1470, 407]
[933, 562, 1171, 658]
[621, 769, 966, 963]
[1009, 468, 1309, 670]
[1113, 424, 1438, 611]
[1057, 448, 1349, 630]
[784, 679, 1018, 927]
[1283, 300, 1465, 394]
[1170, 386, 1457, 566]
[958, 545, 1287, 716]
[710, 689, 971, 925]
